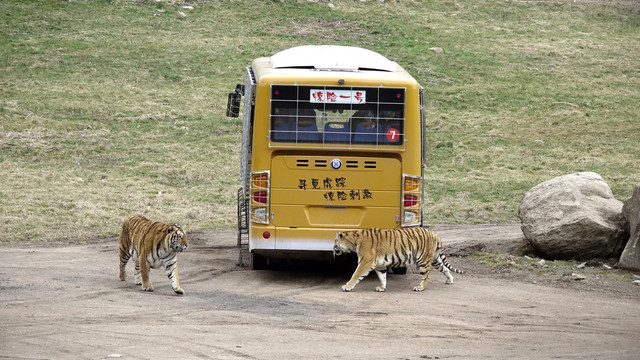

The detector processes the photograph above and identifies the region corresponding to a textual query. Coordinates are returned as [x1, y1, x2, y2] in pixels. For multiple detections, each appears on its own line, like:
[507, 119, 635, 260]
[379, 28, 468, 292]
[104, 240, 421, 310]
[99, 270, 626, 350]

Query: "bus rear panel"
[229, 46, 424, 268]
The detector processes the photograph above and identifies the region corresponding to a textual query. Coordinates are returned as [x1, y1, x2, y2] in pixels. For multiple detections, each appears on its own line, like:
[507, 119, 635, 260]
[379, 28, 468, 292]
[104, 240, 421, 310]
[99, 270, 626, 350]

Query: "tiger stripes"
[118, 215, 188, 295]
[333, 227, 462, 292]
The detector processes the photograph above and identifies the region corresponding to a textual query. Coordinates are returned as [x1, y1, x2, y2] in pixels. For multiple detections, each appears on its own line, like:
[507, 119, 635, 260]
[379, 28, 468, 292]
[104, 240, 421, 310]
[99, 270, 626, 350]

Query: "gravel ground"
[1, 225, 638, 359]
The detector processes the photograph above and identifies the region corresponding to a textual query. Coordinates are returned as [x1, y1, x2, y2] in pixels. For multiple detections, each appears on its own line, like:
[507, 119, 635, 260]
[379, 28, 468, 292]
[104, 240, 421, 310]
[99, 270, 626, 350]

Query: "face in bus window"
[351, 110, 377, 129]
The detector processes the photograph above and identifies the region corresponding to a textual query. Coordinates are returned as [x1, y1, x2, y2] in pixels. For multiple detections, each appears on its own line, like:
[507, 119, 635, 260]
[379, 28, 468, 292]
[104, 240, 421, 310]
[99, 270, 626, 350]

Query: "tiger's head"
[333, 231, 357, 256]
[167, 224, 188, 253]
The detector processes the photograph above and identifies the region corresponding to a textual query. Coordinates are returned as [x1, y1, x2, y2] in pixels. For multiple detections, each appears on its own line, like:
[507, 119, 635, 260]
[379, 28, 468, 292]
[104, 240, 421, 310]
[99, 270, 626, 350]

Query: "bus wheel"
[251, 253, 269, 270]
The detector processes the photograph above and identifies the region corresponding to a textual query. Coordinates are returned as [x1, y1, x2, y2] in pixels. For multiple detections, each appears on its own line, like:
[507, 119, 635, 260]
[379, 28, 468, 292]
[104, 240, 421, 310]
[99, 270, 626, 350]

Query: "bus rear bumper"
[250, 226, 346, 253]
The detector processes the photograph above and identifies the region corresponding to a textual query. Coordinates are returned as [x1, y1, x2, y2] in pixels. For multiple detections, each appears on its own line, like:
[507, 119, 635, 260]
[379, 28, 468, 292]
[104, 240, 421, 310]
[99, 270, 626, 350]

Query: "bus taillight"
[252, 173, 269, 189]
[253, 191, 268, 204]
[404, 177, 420, 192]
[402, 174, 422, 227]
[404, 195, 418, 207]
[250, 171, 270, 224]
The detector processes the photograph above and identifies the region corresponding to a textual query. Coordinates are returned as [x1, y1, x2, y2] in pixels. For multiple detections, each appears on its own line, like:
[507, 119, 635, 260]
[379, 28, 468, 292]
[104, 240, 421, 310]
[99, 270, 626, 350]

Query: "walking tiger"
[118, 215, 188, 294]
[333, 227, 463, 292]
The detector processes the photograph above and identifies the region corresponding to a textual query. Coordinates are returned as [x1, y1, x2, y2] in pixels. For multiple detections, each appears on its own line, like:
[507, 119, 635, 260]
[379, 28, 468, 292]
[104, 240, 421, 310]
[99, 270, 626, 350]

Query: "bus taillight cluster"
[250, 171, 270, 224]
[402, 175, 422, 226]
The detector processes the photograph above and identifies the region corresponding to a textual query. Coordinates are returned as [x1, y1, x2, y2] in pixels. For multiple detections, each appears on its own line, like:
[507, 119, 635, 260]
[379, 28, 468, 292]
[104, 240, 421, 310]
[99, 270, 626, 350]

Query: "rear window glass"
[270, 85, 405, 146]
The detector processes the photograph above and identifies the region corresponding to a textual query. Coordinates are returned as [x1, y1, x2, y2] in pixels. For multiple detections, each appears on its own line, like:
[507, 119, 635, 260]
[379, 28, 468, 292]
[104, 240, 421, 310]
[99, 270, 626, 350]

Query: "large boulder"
[518, 172, 629, 260]
[619, 184, 640, 271]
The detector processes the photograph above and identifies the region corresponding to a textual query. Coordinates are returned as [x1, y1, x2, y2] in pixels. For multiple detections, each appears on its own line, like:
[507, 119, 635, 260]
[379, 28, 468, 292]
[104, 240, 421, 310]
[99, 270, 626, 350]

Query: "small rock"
[537, 259, 546, 267]
[603, 264, 612, 270]
[182, 6, 194, 10]
[633, 274, 640, 280]
[107, 355, 122, 359]
[576, 262, 587, 269]
[429, 47, 444, 54]
[633, 280, 640, 286]
[177, 11, 186, 18]
[328, 3, 335, 8]
[571, 273, 585, 281]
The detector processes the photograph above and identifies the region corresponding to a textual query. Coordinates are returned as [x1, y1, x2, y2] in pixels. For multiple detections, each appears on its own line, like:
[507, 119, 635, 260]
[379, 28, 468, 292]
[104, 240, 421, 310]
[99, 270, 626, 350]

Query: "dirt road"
[1, 225, 638, 359]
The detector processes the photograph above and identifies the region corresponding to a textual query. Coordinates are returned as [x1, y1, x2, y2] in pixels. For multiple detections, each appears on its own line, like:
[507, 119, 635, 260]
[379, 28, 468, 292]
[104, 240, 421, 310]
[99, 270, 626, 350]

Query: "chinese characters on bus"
[298, 177, 373, 202]
[310, 89, 366, 104]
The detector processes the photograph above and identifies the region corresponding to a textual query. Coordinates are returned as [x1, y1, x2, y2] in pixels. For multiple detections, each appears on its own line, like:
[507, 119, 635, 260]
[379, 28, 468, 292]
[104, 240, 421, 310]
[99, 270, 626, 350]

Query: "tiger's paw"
[445, 279, 454, 285]
[119, 273, 126, 281]
[412, 286, 424, 292]
[341, 285, 352, 292]
[174, 288, 184, 295]
[375, 286, 386, 292]
[142, 284, 154, 292]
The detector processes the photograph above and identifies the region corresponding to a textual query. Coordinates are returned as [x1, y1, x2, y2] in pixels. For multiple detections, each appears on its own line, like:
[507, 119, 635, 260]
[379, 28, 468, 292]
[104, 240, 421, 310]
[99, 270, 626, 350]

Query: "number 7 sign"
[386, 128, 399, 141]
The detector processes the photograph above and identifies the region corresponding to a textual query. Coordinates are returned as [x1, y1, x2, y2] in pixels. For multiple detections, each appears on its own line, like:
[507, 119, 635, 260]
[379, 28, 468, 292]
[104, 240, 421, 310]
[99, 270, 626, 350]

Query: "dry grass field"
[1, 0, 639, 243]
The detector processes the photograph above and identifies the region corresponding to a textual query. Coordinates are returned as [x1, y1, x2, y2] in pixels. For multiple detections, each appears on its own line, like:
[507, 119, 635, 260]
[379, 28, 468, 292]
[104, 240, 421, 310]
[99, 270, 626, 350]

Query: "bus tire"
[251, 253, 269, 270]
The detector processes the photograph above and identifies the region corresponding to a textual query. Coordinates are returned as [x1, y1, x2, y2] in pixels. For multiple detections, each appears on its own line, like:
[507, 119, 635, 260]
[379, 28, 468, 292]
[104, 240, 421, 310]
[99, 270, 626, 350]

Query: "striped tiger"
[333, 227, 463, 292]
[118, 215, 188, 294]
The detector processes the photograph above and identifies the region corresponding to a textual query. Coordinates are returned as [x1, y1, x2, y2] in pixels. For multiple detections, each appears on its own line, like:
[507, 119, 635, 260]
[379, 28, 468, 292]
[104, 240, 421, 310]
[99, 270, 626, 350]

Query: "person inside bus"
[296, 107, 319, 142]
[352, 110, 379, 144]
[271, 107, 295, 141]
[379, 111, 403, 145]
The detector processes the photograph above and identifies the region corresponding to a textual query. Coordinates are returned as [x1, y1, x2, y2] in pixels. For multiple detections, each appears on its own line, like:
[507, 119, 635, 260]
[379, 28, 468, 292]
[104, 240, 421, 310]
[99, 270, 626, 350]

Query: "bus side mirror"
[226, 92, 242, 118]
[226, 84, 245, 118]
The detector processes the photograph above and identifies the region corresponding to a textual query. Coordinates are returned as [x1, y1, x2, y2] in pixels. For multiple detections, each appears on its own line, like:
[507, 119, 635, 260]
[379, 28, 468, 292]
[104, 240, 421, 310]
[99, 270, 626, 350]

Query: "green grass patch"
[1, 0, 639, 243]
[473, 252, 578, 270]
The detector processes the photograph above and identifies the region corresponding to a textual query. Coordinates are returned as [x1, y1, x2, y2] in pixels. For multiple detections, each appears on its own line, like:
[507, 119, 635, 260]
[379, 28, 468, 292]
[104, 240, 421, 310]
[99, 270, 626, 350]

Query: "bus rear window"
[270, 85, 405, 146]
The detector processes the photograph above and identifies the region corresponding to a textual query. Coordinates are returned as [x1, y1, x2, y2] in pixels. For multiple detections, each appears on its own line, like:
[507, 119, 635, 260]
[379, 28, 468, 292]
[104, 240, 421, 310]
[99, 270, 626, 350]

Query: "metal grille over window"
[270, 85, 406, 149]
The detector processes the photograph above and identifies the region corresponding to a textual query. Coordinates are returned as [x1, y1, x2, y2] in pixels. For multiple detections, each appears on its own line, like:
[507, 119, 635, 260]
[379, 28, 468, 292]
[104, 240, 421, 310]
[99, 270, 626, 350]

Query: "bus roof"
[269, 45, 397, 72]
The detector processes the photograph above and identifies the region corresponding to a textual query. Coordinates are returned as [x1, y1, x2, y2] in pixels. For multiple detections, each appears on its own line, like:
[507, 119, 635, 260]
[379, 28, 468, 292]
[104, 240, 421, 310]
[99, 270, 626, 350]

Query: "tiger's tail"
[431, 236, 463, 284]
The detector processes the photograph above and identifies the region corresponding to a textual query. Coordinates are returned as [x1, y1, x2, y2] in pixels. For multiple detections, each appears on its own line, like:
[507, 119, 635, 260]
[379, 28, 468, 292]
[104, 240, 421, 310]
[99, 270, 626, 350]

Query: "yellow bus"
[227, 45, 425, 269]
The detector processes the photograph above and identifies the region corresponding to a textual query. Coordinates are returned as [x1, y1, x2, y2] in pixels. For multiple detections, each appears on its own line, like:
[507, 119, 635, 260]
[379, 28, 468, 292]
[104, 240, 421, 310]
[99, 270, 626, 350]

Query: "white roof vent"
[270, 45, 396, 72]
